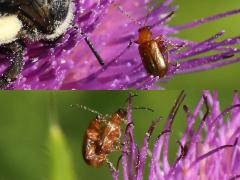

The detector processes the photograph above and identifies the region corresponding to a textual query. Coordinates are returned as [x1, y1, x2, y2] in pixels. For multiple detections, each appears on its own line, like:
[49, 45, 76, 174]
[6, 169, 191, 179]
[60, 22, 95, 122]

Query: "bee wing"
[18, 0, 54, 33]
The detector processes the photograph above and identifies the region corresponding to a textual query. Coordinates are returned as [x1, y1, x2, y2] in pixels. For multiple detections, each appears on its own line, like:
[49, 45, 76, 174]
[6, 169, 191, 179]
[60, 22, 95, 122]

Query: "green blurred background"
[0, 90, 236, 180]
[165, 0, 240, 89]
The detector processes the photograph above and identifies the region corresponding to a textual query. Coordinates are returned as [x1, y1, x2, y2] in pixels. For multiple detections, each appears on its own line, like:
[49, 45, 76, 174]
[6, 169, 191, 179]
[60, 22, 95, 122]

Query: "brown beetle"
[82, 108, 127, 168]
[135, 27, 169, 78]
[113, 3, 176, 78]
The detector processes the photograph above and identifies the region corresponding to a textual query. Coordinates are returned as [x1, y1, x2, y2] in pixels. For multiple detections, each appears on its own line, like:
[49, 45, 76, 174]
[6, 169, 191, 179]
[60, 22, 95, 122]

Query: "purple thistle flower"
[110, 91, 240, 179]
[1, 0, 240, 89]
[0, 0, 111, 89]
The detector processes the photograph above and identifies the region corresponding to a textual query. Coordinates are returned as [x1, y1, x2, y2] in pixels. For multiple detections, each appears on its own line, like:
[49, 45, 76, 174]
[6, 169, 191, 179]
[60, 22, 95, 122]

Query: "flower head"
[110, 91, 240, 179]
[2, 0, 240, 89]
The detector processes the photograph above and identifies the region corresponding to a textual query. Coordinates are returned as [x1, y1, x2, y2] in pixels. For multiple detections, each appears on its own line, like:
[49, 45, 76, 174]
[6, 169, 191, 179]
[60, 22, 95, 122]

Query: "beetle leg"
[106, 154, 123, 172]
[106, 158, 117, 172]
[170, 61, 180, 71]
[156, 36, 168, 53]
[165, 40, 182, 49]
[0, 40, 25, 89]
[156, 36, 184, 50]
[110, 39, 133, 66]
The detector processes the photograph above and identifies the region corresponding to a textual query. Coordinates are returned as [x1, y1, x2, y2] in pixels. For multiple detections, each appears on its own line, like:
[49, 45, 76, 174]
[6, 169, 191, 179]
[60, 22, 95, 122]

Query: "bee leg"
[80, 31, 105, 66]
[0, 40, 25, 89]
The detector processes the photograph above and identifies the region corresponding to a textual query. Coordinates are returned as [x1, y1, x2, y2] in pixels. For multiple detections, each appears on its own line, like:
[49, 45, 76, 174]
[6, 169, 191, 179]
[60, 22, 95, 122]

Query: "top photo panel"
[0, 0, 239, 90]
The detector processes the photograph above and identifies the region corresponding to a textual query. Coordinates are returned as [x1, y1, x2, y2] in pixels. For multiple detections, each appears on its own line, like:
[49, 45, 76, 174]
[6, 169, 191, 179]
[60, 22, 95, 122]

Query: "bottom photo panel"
[0, 91, 239, 180]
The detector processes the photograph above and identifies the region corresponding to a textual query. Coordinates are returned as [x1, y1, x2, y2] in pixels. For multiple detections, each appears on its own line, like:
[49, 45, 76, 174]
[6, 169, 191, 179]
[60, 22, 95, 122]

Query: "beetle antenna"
[143, 6, 154, 27]
[143, 11, 151, 27]
[149, 11, 175, 29]
[71, 104, 104, 117]
[112, 2, 142, 27]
